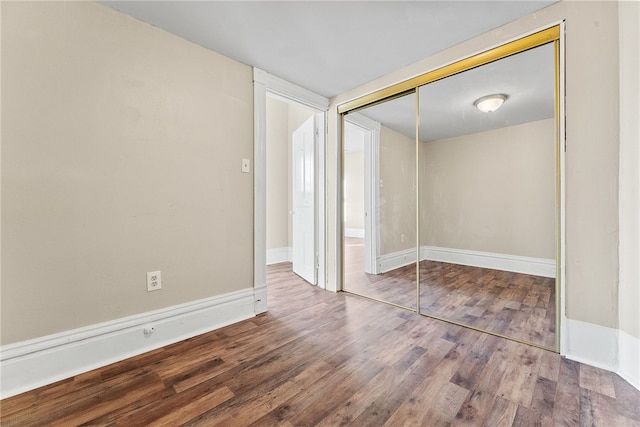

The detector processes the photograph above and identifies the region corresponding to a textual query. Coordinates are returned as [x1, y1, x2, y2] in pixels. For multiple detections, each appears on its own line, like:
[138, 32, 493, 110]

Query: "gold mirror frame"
[339, 25, 562, 352]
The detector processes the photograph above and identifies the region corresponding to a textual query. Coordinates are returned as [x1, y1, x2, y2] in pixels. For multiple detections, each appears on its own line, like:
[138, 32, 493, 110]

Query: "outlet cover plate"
[147, 271, 162, 292]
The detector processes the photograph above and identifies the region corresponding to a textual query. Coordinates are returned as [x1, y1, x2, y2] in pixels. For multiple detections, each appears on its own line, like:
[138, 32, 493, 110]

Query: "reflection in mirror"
[343, 92, 417, 310]
[418, 43, 557, 348]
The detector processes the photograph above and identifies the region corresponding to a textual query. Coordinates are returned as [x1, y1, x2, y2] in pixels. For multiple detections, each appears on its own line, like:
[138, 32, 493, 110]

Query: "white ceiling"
[102, 1, 557, 99]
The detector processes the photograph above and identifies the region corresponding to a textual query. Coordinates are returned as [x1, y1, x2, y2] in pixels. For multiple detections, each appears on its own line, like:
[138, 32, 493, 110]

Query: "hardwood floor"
[2, 262, 639, 426]
[344, 237, 556, 348]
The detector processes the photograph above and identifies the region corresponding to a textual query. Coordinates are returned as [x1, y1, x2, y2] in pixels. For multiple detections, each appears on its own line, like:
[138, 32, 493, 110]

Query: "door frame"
[254, 68, 329, 309]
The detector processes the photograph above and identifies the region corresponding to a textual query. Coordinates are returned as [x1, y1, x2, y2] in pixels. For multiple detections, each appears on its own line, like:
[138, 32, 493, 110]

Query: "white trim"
[564, 319, 618, 373]
[334, 115, 343, 293]
[0, 288, 256, 399]
[421, 246, 556, 278]
[266, 247, 292, 265]
[254, 67, 329, 291]
[344, 228, 365, 239]
[316, 112, 327, 290]
[377, 248, 418, 273]
[254, 68, 328, 112]
[564, 319, 640, 392]
[558, 20, 567, 357]
[254, 284, 268, 315]
[254, 70, 268, 296]
[618, 330, 640, 390]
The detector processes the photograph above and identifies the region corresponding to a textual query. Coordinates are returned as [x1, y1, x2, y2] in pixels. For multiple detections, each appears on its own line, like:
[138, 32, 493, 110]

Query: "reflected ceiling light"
[474, 94, 508, 113]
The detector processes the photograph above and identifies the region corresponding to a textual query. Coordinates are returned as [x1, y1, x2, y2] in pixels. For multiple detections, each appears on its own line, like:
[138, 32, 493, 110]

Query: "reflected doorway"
[343, 92, 418, 311]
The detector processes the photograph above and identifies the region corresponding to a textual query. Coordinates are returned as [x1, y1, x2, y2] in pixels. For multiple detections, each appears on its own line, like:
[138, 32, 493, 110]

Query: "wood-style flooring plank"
[579, 363, 617, 398]
[482, 396, 519, 427]
[2, 262, 639, 426]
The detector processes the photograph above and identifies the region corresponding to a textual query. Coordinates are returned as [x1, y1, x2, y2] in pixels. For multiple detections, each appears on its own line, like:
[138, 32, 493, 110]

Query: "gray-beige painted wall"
[328, 1, 633, 334]
[1, 2, 253, 344]
[266, 97, 290, 250]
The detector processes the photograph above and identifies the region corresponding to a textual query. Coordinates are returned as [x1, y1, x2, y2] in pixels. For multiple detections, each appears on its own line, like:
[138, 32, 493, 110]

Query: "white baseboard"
[0, 287, 259, 399]
[266, 247, 292, 265]
[377, 248, 418, 273]
[564, 318, 640, 391]
[254, 284, 268, 314]
[345, 228, 365, 238]
[564, 318, 618, 372]
[619, 329, 640, 390]
[421, 246, 556, 278]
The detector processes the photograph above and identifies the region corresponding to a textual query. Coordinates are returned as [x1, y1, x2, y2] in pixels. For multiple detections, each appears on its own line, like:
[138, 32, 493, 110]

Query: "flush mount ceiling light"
[474, 94, 508, 113]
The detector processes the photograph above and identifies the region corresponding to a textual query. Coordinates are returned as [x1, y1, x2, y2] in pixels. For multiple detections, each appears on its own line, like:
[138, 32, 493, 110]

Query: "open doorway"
[253, 68, 329, 310]
[266, 95, 321, 285]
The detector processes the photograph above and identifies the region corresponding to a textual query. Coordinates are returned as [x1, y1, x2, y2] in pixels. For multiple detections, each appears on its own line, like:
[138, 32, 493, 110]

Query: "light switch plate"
[242, 158, 250, 173]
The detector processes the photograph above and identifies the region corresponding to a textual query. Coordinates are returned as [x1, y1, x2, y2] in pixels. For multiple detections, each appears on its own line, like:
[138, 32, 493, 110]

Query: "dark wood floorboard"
[344, 237, 556, 348]
[1, 262, 638, 426]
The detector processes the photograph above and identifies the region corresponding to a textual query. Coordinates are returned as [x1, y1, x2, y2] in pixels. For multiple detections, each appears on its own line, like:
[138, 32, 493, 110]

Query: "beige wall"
[420, 119, 555, 259]
[379, 125, 416, 255]
[328, 1, 624, 330]
[618, 1, 640, 339]
[563, 1, 620, 329]
[1, 2, 253, 344]
[266, 97, 290, 250]
[344, 150, 365, 231]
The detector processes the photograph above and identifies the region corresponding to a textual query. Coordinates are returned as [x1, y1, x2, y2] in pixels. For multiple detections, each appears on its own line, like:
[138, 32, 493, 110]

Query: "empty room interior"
[1, 1, 639, 425]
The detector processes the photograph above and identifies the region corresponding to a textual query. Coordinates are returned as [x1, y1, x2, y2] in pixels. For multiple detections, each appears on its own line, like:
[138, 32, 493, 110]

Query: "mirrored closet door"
[340, 26, 561, 350]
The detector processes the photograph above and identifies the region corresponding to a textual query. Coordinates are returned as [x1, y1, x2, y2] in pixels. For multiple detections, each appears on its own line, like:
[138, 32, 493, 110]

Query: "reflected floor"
[344, 237, 556, 349]
[344, 237, 417, 310]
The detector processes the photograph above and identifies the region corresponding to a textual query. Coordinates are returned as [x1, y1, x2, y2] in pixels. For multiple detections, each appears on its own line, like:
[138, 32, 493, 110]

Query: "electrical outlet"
[147, 271, 161, 292]
[401, 234, 405, 243]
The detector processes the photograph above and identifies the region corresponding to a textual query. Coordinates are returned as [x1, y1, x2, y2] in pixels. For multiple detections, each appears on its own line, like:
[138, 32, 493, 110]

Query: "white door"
[292, 116, 316, 284]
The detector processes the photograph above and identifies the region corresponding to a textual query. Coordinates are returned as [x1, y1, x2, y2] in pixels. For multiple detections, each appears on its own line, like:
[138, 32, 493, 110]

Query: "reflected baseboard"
[376, 246, 555, 277]
[377, 248, 418, 273]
